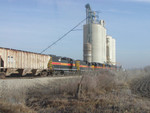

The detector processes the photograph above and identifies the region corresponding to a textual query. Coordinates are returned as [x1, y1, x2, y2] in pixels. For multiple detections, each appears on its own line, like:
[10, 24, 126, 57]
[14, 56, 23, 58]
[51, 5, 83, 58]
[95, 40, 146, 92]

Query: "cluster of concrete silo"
[83, 4, 116, 65]
[106, 36, 116, 65]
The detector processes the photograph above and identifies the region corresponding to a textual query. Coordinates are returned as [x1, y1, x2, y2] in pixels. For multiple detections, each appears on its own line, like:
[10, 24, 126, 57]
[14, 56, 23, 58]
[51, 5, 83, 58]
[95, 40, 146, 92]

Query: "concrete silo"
[83, 4, 106, 63]
[83, 24, 92, 62]
[106, 35, 113, 64]
[112, 38, 116, 65]
[106, 36, 116, 65]
[91, 22, 106, 63]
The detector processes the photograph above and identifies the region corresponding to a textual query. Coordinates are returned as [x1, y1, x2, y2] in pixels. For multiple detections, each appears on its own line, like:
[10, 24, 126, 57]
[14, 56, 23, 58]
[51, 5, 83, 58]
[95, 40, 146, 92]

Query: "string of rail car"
[0, 47, 120, 78]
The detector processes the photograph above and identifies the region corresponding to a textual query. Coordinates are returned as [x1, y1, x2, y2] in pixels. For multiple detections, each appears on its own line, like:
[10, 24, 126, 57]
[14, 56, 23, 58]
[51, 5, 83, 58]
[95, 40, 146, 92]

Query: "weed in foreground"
[26, 70, 150, 113]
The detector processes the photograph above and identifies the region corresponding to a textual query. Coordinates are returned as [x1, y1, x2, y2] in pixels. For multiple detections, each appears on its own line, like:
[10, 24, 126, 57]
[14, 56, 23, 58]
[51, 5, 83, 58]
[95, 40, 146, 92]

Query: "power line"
[40, 17, 87, 54]
[72, 29, 83, 31]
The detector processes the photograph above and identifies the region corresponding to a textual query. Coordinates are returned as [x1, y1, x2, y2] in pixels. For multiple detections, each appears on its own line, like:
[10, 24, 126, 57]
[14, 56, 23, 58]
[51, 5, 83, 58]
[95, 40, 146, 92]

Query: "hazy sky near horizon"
[0, 0, 150, 69]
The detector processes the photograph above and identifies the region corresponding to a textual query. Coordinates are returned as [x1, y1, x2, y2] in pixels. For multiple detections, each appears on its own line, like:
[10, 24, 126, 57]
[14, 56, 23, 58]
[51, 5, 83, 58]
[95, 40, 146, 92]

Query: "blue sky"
[0, 0, 150, 68]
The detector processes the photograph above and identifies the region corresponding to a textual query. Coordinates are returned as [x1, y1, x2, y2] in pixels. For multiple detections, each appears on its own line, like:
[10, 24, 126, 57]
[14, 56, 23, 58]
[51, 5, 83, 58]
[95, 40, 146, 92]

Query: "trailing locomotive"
[0, 47, 118, 78]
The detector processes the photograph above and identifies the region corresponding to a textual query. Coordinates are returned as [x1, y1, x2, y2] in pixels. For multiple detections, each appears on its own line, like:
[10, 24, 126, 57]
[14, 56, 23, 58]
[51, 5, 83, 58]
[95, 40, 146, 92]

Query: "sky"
[0, 0, 150, 69]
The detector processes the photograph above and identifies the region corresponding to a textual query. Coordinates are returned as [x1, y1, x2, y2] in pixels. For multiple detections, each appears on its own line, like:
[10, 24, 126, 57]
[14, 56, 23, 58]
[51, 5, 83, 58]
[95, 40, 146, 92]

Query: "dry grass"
[0, 67, 150, 113]
[0, 100, 35, 113]
[0, 76, 81, 113]
[26, 69, 150, 113]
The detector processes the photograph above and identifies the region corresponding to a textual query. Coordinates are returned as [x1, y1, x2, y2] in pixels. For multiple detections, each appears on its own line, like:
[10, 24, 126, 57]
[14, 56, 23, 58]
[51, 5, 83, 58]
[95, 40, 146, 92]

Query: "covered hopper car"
[0, 47, 118, 78]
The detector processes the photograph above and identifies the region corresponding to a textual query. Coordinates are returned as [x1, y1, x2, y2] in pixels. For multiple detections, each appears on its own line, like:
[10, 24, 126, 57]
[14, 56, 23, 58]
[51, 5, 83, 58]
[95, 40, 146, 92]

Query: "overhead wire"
[40, 17, 88, 54]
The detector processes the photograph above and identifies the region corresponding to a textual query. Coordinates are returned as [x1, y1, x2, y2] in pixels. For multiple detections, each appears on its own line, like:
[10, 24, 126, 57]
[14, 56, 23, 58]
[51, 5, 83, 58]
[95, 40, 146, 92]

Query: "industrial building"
[83, 4, 116, 65]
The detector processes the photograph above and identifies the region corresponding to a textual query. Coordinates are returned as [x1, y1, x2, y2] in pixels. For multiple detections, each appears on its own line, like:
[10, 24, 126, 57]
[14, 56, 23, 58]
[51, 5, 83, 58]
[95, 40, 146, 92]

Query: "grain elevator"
[83, 4, 116, 65]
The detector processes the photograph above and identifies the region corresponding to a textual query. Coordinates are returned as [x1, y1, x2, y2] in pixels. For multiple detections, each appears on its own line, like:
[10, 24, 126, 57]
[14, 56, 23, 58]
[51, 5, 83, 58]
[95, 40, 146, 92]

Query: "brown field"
[0, 67, 150, 113]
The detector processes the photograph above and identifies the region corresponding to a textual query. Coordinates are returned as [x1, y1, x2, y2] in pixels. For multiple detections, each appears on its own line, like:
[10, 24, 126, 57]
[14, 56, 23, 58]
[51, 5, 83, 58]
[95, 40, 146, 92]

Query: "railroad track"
[0, 73, 81, 80]
[131, 75, 150, 98]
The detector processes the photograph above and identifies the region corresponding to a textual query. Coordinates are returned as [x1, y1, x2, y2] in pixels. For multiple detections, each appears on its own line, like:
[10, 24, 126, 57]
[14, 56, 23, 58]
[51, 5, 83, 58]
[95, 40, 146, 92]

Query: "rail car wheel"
[60, 71, 64, 75]
[0, 72, 6, 79]
[40, 71, 48, 77]
[48, 72, 53, 76]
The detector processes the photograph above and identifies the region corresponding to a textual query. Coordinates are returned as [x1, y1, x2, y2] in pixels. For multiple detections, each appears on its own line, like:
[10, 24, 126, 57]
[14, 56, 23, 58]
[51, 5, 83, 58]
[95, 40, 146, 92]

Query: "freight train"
[0, 47, 118, 78]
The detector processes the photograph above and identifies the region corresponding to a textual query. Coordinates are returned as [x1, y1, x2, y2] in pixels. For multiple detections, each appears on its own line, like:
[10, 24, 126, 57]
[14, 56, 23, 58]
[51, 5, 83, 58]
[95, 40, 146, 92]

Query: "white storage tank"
[83, 22, 106, 63]
[91, 23, 106, 63]
[106, 36, 116, 65]
[106, 35, 113, 64]
[112, 38, 116, 65]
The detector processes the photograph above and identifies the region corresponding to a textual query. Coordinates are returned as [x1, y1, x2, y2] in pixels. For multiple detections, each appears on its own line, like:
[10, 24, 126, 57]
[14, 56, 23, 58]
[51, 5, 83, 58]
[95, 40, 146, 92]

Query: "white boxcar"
[0, 47, 50, 76]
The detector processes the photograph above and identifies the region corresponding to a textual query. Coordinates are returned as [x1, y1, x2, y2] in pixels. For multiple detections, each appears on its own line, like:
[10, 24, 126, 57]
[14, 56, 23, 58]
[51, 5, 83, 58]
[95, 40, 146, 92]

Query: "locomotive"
[46, 55, 117, 76]
[0, 47, 118, 78]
